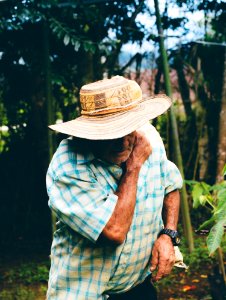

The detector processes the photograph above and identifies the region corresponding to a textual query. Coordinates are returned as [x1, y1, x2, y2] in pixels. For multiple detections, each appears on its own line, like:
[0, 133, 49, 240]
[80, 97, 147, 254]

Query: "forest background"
[0, 0, 225, 299]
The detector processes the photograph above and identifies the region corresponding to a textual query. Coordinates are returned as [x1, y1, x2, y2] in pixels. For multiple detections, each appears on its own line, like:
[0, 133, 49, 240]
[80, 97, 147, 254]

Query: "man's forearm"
[99, 168, 140, 245]
[162, 189, 180, 230]
[150, 189, 180, 281]
[99, 132, 151, 245]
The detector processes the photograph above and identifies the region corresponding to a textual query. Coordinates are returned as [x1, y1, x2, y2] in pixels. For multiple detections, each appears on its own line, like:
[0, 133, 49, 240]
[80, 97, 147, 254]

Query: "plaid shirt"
[46, 123, 183, 300]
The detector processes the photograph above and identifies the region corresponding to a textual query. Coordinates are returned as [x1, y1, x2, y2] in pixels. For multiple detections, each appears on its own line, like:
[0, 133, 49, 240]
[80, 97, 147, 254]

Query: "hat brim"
[49, 95, 171, 140]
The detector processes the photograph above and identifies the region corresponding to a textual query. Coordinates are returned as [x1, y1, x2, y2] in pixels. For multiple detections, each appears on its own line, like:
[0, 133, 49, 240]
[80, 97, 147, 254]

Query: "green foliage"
[0, 261, 49, 299]
[3, 262, 49, 285]
[0, 258, 49, 299]
[0, 93, 9, 152]
[0, 287, 36, 300]
[0, 0, 147, 57]
[207, 220, 225, 255]
[223, 165, 226, 176]
[186, 165, 226, 254]
[0, 284, 47, 300]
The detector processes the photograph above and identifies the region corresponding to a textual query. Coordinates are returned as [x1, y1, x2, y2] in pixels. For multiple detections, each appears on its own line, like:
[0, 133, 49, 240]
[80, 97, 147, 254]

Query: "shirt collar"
[95, 158, 123, 181]
[75, 151, 95, 165]
[75, 152, 123, 181]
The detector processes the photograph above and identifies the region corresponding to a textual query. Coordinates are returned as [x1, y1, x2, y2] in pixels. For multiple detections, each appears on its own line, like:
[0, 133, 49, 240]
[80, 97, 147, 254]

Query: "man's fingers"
[152, 259, 165, 282]
[151, 236, 176, 282]
[152, 253, 175, 282]
[150, 247, 159, 272]
[162, 253, 175, 276]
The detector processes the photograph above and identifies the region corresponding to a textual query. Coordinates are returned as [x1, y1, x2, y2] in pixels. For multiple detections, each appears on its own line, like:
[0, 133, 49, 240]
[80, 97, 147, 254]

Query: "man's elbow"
[99, 227, 126, 245]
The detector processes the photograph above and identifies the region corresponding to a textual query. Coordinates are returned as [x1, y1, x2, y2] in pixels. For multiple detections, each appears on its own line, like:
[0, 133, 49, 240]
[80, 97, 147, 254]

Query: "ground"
[0, 237, 225, 300]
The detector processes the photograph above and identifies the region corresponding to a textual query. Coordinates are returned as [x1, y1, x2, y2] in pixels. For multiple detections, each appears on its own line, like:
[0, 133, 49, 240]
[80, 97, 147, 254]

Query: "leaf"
[198, 217, 216, 230]
[192, 183, 204, 208]
[74, 41, 80, 52]
[51, 25, 59, 33]
[214, 201, 226, 222]
[57, 30, 63, 39]
[222, 164, 226, 176]
[184, 180, 198, 186]
[182, 285, 196, 292]
[199, 195, 207, 206]
[207, 220, 225, 254]
[217, 188, 226, 202]
[200, 182, 211, 192]
[217, 192, 226, 209]
[209, 181, 226, 191]
[83, 24, 90, 33]
[63, 35, 70, 46]
[83, 41, 96, 54]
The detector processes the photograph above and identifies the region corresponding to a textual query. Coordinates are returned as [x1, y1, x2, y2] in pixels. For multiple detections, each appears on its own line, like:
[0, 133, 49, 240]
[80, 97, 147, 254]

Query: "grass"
[0, 260, 49, 300]
[2, 263, 49, 285]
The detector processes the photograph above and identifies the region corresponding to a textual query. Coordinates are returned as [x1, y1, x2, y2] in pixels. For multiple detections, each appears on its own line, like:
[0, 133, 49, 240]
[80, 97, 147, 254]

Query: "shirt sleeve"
[139, 122, 183, 194]
[160, 147, 183, 195]
[47, 167, 118, 243]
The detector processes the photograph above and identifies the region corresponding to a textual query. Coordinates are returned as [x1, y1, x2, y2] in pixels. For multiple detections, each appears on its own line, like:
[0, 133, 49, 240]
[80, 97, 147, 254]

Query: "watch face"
[160, 229, 180, 245]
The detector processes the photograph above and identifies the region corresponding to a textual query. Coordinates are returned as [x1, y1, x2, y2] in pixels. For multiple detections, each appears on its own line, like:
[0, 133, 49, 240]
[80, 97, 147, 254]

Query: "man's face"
[92, 132, 136, 166]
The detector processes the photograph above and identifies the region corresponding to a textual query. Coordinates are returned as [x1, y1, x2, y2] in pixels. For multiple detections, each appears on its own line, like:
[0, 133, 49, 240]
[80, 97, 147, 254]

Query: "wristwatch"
[159, 228, 181, 246]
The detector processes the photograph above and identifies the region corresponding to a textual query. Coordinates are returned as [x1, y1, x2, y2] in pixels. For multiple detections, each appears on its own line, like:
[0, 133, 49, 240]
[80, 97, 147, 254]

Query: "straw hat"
[49, 76, 171, 140]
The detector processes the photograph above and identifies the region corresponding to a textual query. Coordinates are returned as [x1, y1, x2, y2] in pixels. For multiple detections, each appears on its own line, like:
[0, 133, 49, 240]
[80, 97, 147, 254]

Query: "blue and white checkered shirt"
[46, 123, 183, 300]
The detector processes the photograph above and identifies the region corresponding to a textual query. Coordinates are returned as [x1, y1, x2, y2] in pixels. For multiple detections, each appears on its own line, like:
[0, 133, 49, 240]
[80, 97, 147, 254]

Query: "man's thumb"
[150, 265, 156, 272]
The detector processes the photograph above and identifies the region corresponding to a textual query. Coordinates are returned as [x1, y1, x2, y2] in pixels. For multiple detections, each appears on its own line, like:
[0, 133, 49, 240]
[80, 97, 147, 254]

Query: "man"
[46, 76, 183, 299]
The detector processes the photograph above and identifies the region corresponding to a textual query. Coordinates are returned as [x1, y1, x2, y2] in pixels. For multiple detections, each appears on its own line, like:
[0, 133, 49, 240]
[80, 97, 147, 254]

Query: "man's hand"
[126, 131, 152, 172]
[150, 234, 175, 282]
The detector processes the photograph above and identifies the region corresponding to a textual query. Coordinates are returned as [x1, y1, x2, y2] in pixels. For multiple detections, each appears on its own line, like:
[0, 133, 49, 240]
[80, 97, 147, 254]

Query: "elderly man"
[46, 76, 183, 299]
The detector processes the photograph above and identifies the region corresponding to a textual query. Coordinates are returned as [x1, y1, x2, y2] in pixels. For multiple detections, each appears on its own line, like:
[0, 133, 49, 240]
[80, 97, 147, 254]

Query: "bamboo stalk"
[154, 0, 194, 252]
[217, 247, 226, 285]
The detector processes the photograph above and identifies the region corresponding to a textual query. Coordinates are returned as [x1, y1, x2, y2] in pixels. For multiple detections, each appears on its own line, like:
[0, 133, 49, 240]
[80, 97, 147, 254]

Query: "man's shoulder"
[139, 123, 165, 153]
[55, 138, 94, 162]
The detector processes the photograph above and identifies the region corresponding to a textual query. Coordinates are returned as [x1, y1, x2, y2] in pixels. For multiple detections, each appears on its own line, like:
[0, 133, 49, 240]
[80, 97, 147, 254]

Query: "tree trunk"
[43, 21, 56, 235]
[154, 59, 162, 94]
[174, 52, 193, 118]
[195, 57, 211, 181]
[154, 0, 194, 252]
[215, 48, 226, 285]
[216, 48, 226, 182]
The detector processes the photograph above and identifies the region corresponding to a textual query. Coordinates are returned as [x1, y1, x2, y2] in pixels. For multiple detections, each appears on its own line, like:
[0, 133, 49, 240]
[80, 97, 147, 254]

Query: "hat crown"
[80, 76, 142, 115]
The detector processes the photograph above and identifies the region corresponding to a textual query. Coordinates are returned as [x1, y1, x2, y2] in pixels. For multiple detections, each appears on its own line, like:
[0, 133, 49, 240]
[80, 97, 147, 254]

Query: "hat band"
[81, 100, 141, 116]
[80, 82, 142, 115]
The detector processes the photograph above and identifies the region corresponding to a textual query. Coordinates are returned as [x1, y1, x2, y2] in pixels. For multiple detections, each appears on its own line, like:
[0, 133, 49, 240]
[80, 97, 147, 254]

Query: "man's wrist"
[159, 228, 181, 246]
[126, 164, 142, 174]
[164, 225, 177, 230]
[158, 233, 172, 242]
